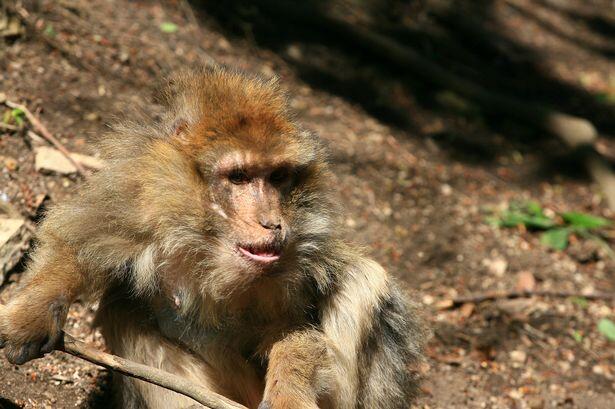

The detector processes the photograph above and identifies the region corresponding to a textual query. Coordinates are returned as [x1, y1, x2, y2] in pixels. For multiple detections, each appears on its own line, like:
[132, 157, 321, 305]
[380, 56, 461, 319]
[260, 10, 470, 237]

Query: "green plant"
[571, 330, 583, 343]
[570, 296, 589, 309]
[2, 108, 25, 127]
[11, 108, 25, 126]
[44, 24, 56, 37]
[598, 318, 615, 342]
[489, 201, 612, 251]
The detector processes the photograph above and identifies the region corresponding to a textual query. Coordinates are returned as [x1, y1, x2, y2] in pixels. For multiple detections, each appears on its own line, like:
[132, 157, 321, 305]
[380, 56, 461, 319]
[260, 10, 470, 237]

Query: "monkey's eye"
[228, 169, 250, 184]
[269, 167, 291, 185]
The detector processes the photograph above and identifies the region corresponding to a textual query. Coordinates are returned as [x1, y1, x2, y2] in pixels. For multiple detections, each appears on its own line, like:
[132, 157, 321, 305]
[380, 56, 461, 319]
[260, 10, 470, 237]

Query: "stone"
[0, 216, 30, 283]
[35, 146, 106, 174]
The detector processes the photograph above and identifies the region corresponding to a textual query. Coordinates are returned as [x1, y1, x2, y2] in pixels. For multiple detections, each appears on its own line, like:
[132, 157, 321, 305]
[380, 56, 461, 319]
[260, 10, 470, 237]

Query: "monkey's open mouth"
[238, 244, 281, 263]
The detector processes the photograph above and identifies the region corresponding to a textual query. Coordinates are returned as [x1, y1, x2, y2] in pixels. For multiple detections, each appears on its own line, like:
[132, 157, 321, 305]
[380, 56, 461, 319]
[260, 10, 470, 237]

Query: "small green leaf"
[160, 22, 179, 33]
[571, 330, 583, 343]
[561, 212, 611, 229]
[598, 318, 615, 341]
[485, 216, 501, 227]
[570, 296, 589, 309]
[524, 215, 556, 230]
[526, 201, 543, 216]
[44, 24, 56, 37]
[497, 206, 554, 230]
[10, 108, 25, 126]
[498, 211, 527, 227]
[540, 228, 569, 250]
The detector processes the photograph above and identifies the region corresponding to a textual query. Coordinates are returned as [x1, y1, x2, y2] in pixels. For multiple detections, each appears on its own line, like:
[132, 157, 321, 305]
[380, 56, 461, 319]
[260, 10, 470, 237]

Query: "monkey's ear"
[171, 119, 190, 145]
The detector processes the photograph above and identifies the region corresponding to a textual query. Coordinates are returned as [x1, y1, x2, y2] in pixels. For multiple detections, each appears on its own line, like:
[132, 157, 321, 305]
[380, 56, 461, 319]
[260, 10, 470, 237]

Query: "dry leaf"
[459, 302, 475, 319]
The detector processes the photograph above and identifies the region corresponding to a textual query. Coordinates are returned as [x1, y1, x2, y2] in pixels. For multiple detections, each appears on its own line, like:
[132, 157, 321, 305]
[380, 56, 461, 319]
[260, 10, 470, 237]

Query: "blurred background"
[0, 0, 614, 407]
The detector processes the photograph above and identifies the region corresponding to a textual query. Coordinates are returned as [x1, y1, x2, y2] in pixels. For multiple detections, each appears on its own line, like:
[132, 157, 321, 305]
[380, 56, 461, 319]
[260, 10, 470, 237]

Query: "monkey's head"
[107, 67, 336, 300]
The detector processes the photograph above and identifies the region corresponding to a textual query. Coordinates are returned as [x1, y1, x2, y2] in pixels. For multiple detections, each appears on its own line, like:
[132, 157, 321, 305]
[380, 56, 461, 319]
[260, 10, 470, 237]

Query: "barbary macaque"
[0, 66, 427, 409]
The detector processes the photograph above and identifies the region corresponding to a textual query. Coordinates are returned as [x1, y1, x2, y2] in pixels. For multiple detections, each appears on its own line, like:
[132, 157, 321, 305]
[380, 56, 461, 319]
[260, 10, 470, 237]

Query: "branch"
[444, 289, 614, 309]
[3, 100, 88, 177]
[0, 307, 247, 409]
[61, 333, 248, 409]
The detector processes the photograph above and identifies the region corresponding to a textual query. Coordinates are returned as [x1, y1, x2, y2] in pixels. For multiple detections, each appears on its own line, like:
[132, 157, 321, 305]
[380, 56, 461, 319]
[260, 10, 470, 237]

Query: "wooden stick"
[0, 303, 246, 409]
[4, 100, 88, 177]
[446, 289, 614, 308]
[60, 333, 247, 409]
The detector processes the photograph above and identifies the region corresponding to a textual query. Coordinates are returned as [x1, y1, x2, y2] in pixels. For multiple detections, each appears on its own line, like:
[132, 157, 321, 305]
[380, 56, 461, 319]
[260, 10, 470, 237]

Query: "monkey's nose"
[259, 219, 282, 230]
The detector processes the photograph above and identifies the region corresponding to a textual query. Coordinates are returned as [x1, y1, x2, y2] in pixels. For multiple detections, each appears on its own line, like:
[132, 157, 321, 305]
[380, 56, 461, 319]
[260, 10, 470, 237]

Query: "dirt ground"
[0, 0, 614, 408]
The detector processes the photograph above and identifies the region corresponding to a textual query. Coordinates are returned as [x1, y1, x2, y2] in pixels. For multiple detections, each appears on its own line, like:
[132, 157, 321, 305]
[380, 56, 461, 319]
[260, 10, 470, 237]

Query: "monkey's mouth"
[237, 243, 281, 263]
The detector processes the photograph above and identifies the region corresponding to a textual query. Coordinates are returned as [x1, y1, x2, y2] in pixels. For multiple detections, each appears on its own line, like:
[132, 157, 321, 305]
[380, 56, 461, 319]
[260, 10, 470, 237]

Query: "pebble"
[483, 257, 508, 276]
[4, 157, 18, 171]
[510, 350, 527, 363]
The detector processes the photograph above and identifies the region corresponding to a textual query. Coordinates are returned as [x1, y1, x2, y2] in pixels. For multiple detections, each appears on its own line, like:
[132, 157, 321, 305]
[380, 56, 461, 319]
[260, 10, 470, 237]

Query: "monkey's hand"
[259, 330, 329, 409]
[0, 296, 69, 364]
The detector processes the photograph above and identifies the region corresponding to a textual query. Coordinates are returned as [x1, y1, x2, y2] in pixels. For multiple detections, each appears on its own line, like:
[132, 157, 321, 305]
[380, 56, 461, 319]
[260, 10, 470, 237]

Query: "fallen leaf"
[459, 302, 475, 319]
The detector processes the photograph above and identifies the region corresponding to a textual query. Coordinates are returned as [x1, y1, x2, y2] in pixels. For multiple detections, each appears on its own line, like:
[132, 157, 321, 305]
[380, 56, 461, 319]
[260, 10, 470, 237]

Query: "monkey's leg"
[259, 330, 332, 409]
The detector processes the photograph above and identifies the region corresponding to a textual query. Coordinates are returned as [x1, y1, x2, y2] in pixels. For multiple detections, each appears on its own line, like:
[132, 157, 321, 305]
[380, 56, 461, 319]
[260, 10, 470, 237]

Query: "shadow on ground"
[191, 0, 615, 180]
[85, 371, 114, 409]
[0, 398, 21, 409]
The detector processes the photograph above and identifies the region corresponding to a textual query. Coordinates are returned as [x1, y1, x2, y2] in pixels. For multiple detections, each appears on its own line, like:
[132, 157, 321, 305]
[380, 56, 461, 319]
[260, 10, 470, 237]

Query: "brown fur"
[0, 66, 428, 408]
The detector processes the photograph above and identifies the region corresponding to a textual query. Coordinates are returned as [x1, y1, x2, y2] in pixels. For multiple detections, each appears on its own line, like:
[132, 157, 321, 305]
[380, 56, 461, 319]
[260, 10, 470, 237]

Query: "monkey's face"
[140, 128, 333, 301]
[209, 154, 290, 266]
[197, 134, 331, 281]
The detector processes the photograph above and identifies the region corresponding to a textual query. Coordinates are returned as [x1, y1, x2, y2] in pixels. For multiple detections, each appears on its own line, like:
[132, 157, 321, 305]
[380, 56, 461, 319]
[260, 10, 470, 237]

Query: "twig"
[0, 306, 246, 407]
[0, 306, 247, 409]
[447, 290, 614, 308]
[0, 123, 19, 131]
[61, 333, 247, 409]
[4, 100, 87, 177]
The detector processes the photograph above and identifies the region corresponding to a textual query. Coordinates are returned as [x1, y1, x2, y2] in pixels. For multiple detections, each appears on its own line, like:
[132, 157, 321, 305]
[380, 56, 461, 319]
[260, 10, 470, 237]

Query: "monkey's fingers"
[5, 339, 46, 365]
[0, 302, 67, 364]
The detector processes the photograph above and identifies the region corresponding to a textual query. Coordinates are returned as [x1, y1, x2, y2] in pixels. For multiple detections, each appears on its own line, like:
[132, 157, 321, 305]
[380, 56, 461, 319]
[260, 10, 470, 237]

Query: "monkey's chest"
[154, 301, 306, 359]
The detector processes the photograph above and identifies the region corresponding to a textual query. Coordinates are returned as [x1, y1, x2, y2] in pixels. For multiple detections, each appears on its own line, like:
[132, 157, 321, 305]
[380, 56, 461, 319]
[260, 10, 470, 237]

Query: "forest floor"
[0, 0, 614, 408]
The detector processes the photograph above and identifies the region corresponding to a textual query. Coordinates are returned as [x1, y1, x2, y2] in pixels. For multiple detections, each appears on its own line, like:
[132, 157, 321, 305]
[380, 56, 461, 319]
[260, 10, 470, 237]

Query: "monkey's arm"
[0, 238, 84, 364]
[260, 330, 330, 409]
[261, 256, 426, 409]
[0, 166, 146, 364]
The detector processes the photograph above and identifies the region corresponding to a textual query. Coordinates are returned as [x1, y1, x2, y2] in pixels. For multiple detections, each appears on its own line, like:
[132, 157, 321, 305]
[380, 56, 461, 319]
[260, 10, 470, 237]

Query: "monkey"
[0, 66, 427, 409]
